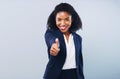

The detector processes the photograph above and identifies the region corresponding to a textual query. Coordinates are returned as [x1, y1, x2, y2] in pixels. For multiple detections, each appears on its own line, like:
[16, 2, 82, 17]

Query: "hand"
[50, 38, 60, 56]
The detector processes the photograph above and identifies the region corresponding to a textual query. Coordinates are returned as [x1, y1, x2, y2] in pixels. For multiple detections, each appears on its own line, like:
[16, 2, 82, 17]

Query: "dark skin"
[50, 11, 72, 56]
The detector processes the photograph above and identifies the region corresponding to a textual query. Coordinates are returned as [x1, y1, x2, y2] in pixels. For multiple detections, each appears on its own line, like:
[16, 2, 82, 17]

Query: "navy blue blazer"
[43, 29, 84, 79]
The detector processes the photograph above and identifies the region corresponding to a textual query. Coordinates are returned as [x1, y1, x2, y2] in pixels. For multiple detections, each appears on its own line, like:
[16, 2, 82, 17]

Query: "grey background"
[0, 0, 120, 79]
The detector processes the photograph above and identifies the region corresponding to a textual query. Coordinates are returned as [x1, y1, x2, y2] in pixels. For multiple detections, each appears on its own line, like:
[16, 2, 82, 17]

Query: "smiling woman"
[56, 11, 72, 42]
[44, 3, 84, 79]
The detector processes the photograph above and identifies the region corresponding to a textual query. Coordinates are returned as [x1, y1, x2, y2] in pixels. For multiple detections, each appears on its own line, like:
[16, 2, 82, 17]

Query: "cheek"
[66, 21, 72, 26]
[56, 22, 60, 27]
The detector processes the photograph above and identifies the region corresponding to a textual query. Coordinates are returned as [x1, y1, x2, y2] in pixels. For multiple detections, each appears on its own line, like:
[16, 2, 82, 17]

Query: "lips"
[60, 26, 66, 30]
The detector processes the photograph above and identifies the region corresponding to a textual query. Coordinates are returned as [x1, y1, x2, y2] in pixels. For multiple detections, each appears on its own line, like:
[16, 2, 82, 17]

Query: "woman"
[44, 3, 84, 79]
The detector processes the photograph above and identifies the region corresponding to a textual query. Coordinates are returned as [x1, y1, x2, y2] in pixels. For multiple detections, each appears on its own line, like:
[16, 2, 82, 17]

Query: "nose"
[61, 20, 65, 26]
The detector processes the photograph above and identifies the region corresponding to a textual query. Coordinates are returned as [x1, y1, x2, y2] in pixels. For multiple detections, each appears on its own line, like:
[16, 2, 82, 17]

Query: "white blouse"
[62, 34, 76, 70]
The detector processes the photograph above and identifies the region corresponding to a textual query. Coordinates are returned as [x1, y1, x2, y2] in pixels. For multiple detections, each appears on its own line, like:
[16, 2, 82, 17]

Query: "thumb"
[55, 38, 59, 47]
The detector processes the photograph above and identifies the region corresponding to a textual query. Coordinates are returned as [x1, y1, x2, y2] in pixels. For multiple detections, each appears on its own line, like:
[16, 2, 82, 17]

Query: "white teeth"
[60, 26, 66, 30]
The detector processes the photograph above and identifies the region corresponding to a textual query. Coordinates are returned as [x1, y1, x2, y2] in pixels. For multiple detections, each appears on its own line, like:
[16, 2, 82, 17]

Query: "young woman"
[43, 3, 84, 79]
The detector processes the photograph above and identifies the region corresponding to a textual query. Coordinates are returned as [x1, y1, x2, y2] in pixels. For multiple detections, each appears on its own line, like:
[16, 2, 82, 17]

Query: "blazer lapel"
[73, 33, 79, 65]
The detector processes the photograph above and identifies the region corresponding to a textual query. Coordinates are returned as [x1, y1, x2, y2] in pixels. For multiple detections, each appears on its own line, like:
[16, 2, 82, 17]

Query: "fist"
[50, 38, 60, 56]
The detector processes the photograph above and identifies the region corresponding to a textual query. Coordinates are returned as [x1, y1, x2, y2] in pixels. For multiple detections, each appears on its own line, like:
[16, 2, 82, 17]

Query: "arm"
[45, 29, 56, 48]
[45, 29, 60, 57]
[79, 37, 85, 79]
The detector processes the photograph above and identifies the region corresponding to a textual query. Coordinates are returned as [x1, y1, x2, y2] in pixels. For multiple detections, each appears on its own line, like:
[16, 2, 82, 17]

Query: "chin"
[59, 28, 69, 33]
[59, 29, 64, 32]
[61, 30, 68, 34]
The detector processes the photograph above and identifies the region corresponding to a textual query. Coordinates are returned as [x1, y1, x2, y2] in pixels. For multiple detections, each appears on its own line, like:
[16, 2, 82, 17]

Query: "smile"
[60, 26, 67, 30]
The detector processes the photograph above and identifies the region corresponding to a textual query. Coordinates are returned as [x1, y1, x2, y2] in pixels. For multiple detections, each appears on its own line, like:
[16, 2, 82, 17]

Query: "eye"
[65, 18, 70, 21]
[57, 18, 61, 21]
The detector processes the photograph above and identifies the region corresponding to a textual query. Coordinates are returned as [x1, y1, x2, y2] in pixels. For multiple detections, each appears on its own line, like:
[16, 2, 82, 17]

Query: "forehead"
[56, 11, 71, 18]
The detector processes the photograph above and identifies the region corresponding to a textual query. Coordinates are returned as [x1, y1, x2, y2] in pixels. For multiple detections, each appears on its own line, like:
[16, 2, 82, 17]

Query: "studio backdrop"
[0, 0, 120, 79]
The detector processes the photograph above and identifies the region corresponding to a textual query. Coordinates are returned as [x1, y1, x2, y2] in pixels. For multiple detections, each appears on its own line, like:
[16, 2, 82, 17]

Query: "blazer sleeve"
[45, 29, 56, 48]
[79, 37, 83, 67]
[79, 36, 84, 78]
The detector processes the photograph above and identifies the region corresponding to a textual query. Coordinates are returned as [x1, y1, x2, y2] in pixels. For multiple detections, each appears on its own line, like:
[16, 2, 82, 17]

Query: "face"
[56, 11, 72, 34]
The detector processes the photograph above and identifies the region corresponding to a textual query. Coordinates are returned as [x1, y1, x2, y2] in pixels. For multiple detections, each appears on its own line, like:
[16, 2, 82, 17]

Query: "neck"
[64, 32, 70, 36]
[63, 31, 71, 43]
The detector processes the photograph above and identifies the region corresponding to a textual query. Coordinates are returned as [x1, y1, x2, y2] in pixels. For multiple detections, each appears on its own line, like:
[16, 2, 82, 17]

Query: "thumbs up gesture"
[50, 38, 60, 56]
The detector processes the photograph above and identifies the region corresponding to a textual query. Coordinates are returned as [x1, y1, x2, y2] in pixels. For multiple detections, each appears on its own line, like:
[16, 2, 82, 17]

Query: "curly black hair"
[47, 3, 82, 32]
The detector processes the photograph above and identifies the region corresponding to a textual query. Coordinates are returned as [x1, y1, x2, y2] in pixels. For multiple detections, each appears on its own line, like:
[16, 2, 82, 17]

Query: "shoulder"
[45, 29, 56, 37]
[45, 29, 63, 38]
[73, 32, 82, 40]
[45, 29, 55, 34]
